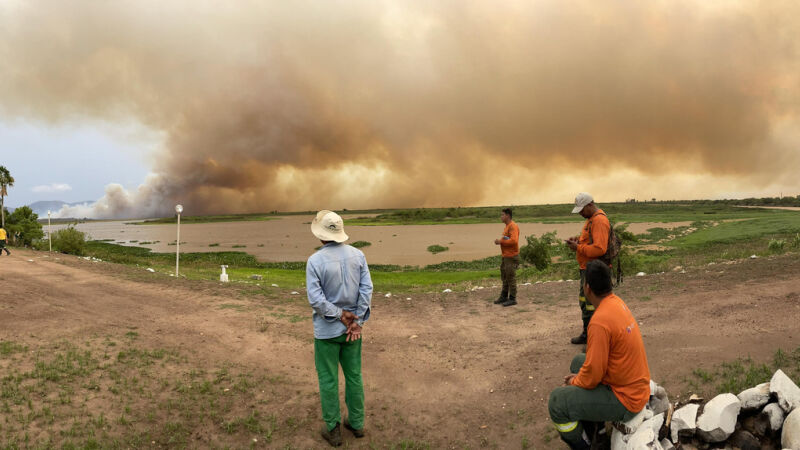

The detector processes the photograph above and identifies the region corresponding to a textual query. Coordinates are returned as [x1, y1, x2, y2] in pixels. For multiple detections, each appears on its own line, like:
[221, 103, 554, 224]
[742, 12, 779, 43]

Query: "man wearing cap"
[565, 193, 610, 345]
[306, 210, 373, 446]
[548, 260, 650, 450]
[494, 208, 520, 307]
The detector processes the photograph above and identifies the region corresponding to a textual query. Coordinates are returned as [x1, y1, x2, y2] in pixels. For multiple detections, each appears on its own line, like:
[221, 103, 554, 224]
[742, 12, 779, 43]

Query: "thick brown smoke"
[1, 0, 799, 217]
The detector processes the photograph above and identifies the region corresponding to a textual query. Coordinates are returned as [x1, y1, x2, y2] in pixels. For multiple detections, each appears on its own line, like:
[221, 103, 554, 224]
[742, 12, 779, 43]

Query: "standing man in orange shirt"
[494, 208, 520, 307]
[565, 193, 610, 345]
[548, 260, 651, 449]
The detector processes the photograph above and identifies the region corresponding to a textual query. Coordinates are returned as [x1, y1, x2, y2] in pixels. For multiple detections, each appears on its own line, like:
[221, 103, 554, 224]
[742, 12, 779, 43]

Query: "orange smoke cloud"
[1, 0, 798, 217]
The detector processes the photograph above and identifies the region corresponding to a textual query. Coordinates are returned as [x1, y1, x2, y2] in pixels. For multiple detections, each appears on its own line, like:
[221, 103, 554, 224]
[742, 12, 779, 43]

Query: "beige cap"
[311, 210, 349, 243]
[571, 192, 594, 214]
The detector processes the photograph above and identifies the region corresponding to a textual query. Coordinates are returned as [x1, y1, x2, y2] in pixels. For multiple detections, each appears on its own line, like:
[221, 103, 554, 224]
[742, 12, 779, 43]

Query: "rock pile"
[609, 370, 800, 449]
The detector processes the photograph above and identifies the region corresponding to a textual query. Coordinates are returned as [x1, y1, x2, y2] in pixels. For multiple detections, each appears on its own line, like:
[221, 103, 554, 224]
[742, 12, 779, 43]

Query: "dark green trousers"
[548, 354, 637, 449]
[578, 269, 594, 334]
[314, 334, 364, 432]
[500, 255, 520, 298]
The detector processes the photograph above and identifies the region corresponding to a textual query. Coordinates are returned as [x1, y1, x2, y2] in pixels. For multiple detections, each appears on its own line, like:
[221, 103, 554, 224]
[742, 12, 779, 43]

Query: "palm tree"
[0, 166, 14, 229]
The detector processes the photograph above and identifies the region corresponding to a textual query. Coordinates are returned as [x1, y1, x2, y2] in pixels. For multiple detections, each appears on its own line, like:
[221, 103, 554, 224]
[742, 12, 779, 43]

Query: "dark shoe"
[321, 422, 342, 447]
[502, 296, 517, 307]
[493, 295, 507, 304]
[570, 332, 587, 345]
[344, 419, 365, 438]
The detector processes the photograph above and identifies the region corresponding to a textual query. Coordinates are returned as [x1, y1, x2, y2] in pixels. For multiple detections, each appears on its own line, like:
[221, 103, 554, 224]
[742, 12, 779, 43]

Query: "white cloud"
[32, 183, 72, 193]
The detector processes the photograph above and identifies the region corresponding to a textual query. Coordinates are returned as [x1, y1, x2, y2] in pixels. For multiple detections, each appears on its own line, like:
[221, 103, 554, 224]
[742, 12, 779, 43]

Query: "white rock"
[442, 289, 452, 293]
[290, 291, 299, 295]
[763, 403, 785, 432]
[671, 404, 700, 443]
[405, 297, 411, 300]
[611, 427, 627, 450]
[770, 369, 800, 413]
[271, 283, 279, 287]
[782, 408, 800, 449]
[626, 427, 661, 449]
[750, 254, 757, 259]
[737, 382, 771, 410]
[659, 438, 675, 450]
[384, 292, 392, 298]
[696, 393, 741, 442]
[146, 268, 155, 272]
[636, 272, 646, 277]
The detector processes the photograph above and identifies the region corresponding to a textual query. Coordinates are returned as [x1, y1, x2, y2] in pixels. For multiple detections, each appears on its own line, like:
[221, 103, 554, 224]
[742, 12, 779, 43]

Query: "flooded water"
[55, 216, 691, 266]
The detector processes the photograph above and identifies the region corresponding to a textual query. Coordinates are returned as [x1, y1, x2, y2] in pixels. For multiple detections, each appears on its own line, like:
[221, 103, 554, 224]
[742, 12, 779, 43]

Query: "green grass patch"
[351, 240, 371, 248]
[208, 243, 220, 247]
[427, 245, 449, 254]
[0, 336, 289, 448]
[687, 346, 800, 396]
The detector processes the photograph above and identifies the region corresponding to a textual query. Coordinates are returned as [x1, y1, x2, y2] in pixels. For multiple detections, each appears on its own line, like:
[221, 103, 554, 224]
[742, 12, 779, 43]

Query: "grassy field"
[0, 334, 293, 448]
[72, 203, 800, 292]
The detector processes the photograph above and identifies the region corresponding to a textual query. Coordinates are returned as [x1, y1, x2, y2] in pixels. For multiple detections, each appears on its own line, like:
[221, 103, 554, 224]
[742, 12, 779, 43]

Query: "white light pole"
[175, 204, 183, 277]
[47, 210, 52, 252]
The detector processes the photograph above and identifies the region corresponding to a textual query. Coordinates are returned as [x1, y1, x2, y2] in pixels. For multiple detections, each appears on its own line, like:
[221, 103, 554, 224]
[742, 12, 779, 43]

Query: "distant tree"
[0, 166, 14, 229]
[6, 206, 43, 246]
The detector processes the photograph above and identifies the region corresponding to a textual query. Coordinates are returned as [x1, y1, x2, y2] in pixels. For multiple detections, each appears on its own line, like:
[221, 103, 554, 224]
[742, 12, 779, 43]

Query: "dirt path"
[1, 249, 799, 448]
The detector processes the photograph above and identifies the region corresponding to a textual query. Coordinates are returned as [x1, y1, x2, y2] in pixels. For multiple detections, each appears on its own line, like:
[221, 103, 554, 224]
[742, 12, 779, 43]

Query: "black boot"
[570, 332, 587, 345]
[494, 290, 508, 304]
[571, 318, 590, 344]
[502, 295, 517, 307]
[321, 422, 342, 447]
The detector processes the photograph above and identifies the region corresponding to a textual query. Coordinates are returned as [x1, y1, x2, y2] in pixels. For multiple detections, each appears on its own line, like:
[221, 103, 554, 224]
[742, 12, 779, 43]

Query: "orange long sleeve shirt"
[500, 221, 520, 257]
[576, 209, 610, 269]
[571, 293, 651, 413]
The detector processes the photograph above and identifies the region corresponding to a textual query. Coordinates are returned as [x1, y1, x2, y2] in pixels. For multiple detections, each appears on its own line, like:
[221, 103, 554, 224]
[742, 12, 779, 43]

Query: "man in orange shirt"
[548, 260, 651, 449]
[566, 193, 610, 345]
[494, 208, 520, 307]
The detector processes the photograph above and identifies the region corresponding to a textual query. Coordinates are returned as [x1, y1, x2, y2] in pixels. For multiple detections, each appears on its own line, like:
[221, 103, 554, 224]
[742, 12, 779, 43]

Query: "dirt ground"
[63, 217, 690, 266]
[1, 248, 799, 448]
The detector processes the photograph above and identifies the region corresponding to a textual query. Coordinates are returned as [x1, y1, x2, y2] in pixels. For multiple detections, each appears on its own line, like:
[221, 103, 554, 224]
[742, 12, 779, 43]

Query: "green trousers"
[500, 255, 520, 298]
[315, 334, 364, 432]
[548, 354, 637, 449]
[578, 269, 594, 334]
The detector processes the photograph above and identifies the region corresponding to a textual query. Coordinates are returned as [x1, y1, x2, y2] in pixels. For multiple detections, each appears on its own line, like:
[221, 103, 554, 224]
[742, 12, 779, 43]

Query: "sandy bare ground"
[1, 248, 799, 448]
[62, 217, 690, 266]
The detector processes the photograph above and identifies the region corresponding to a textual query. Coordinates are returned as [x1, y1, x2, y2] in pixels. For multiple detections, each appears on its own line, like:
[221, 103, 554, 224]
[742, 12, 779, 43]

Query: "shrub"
[791, 233, 800, 248]
[351, 241, 371, 248]
[51, 226, 87, 255]
[427, 244, 449, 254]
[768, 239, 786, 253]
[520, 231, 559, 270]
[5, 206, 43, 246]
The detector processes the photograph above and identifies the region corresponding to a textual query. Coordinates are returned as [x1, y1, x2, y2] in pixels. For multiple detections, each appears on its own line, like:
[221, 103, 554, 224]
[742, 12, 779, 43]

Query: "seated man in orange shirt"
[548, 260, 651, 449]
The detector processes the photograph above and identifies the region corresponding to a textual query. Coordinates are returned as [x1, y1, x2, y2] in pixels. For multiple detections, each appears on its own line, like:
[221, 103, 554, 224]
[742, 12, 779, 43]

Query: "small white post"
[47, 210, 52, 252]
[175, 204, 183, 277]
[220, 265, 229, 282]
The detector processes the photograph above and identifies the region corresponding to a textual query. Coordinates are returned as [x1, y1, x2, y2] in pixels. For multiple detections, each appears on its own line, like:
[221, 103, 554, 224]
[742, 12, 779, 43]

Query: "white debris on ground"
[290, 291, 299, 295]
[271, 283, 278, 287]
[442, 288, 452, 293]
[636, 272, 646, 276]
[146, 268, 155, 272]
[607, 371, 800, 450]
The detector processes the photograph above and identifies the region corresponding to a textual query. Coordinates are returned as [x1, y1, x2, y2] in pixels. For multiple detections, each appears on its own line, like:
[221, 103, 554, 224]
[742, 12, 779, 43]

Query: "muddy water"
[59, 217, 690, 266]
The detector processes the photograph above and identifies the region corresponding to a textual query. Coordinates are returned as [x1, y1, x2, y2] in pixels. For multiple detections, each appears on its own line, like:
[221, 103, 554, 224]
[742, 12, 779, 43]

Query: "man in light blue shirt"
[306, 210, 372, 447]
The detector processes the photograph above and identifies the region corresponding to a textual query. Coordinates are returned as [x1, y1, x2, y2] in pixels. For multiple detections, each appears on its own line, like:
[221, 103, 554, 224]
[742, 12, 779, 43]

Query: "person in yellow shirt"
[0, 227, 10, 255]
[548, 260, 650, 449]
[493, 208, 520, 307]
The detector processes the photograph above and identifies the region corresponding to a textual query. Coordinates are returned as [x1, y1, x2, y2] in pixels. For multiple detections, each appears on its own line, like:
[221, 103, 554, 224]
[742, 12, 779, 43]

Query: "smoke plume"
[1, 0, 799, 217]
